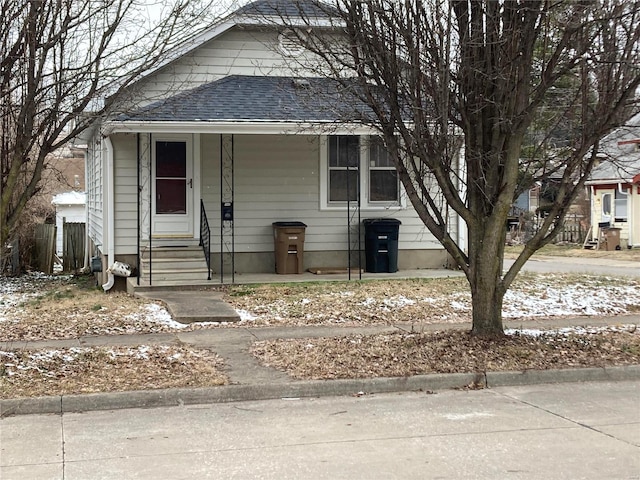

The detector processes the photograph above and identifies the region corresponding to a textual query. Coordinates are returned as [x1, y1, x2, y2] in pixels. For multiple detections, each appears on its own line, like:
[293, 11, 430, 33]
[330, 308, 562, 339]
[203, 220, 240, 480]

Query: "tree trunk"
[468, 219, 508, 337]
[470, 274, 506, 337]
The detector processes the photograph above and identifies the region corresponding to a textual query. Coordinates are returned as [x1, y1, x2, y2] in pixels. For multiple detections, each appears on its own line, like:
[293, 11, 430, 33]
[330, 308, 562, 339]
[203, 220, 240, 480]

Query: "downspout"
[619, 183, 632, 247]
[102, 136, 115, 292]
[589, 185, 595, 241]
[83, 148, 90, 270]
[456, 138, 468, 257]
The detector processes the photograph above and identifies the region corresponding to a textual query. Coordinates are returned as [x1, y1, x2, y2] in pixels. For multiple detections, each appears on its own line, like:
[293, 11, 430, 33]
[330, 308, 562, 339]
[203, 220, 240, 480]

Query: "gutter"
[585, 178, 634, 186]
[103, 120, 379, 136]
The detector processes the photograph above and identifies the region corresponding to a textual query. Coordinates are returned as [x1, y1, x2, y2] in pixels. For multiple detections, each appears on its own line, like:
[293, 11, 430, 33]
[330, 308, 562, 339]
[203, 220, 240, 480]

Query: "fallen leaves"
[0, 345, 227, 399]
[250, 327, 640, 380]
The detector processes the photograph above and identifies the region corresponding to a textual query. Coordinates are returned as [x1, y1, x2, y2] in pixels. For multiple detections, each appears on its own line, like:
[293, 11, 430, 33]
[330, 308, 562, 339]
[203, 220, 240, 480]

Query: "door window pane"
[602, 193, 612, 217]
[155, 141, 187, 215]
[156, 142, 186, 177]
[156, 179, 186, 214]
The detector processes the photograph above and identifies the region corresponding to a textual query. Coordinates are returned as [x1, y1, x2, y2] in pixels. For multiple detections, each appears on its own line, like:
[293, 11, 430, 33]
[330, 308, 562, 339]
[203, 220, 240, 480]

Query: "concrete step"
[127, 277, 223, 293]
[140, 257, 208, 271]
[141, 245, 204, 260]
[139, 243, 212, 284]
[139, 269, 212, 282]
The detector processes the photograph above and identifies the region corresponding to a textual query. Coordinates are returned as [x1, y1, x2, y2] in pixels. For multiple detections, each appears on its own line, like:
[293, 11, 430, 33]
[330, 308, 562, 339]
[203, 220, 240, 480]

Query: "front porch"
[96, 76, 458, 293]
[127, 265, 464, 295]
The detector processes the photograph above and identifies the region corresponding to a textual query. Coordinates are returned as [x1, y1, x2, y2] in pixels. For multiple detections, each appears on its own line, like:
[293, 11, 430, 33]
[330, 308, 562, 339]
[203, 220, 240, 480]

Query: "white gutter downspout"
[83, 148, 90, 270]
[589, 185, 596, 241]
[620, 182, 633, 247]
[102, 136, 115, 292]
[457, 139, 468, 256]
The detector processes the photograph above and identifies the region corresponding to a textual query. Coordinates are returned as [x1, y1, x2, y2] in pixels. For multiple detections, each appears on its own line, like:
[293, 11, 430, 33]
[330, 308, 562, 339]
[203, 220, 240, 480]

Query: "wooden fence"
[62, 222, 85, 273]
[35, 224, 56, 274]
[554, 223, 585, 243]
[507, 214, 587, 245]
[33, 222, 86, 273]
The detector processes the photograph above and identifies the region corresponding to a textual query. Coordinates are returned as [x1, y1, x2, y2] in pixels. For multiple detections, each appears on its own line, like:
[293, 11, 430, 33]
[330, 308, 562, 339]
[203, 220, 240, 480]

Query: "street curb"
[2, 365, 639, 417]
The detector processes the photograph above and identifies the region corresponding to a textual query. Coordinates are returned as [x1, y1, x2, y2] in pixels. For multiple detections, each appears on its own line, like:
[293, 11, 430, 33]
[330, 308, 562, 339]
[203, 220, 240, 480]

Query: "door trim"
[151, 134, 199, 238]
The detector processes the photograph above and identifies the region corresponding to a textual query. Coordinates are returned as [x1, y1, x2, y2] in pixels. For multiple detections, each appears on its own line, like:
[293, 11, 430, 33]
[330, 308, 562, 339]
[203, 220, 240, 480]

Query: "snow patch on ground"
[125, 303, 188, 329]
[236, 309, 258, 321]
[506, 324, 637, 337]
[502, 282, 640, 318]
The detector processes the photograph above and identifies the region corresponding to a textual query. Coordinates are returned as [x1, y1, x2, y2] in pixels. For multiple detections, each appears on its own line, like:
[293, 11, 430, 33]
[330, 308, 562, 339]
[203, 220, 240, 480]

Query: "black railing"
[200, 199, 211, 280]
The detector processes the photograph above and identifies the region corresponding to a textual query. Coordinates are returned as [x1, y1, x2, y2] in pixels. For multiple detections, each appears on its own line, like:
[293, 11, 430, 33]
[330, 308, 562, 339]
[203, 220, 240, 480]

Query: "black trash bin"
[272, 222, 307, 274]
[363, 218, 401, 273]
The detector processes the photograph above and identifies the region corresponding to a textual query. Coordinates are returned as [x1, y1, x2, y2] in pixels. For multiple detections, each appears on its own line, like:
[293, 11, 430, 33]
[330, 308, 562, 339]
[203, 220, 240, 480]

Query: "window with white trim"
[614, 188, 628, 222]
[368, 136, 398, 202]
[328, 135, 359, 202]
[321, 135, 402, 209]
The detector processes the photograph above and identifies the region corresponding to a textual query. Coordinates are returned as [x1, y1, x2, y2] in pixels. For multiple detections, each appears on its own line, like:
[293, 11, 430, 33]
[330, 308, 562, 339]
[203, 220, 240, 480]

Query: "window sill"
[320, 204, 406, 212]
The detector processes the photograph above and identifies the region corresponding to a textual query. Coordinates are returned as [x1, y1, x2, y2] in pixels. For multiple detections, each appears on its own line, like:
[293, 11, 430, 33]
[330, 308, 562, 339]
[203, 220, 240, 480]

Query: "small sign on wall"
[222, 202, 233, 221]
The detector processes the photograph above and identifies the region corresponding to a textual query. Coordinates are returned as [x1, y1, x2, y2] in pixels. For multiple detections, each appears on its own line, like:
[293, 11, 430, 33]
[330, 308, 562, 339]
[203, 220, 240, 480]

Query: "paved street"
[504, 255, 640, 277]
[2, 380, 638, 479]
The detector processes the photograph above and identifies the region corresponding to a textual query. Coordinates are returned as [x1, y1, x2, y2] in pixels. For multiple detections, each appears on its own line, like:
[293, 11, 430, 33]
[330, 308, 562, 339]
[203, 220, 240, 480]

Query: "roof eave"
[585, 178, 636, 186]
[103, 120, 377, 136]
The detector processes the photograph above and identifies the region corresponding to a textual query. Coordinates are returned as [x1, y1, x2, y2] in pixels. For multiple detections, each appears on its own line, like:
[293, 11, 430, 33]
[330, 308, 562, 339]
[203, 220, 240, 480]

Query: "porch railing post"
[200, 199, 211, 280]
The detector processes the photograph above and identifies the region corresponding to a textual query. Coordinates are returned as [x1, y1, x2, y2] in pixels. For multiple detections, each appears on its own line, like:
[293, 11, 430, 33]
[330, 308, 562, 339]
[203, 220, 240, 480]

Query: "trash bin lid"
[272, 221, 307, 227]
[363, 218, 402, 225]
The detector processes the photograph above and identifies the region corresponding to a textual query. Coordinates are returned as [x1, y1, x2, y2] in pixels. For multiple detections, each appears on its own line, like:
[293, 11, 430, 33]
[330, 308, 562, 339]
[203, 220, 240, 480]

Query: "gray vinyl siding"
[86, 140, 104, 248]
[199, 134, 443, 254]
[112, 133, 139, 254]
[129, 28, 317, 107]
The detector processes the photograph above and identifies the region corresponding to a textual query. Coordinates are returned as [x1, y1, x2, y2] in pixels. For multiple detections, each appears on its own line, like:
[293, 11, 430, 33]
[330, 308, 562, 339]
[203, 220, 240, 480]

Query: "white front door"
[152, 136, 194, 237]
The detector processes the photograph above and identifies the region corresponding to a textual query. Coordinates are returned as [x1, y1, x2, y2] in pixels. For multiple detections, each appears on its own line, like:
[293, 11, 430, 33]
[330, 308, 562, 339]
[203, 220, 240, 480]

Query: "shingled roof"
[118, 75, 373, 124]
[235, 0, 336, 19]
[588, 112, 640, 183]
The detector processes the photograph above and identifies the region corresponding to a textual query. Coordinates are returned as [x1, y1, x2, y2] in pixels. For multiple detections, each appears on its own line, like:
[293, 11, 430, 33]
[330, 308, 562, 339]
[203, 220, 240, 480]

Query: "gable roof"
[116, 75, 373, 124]
[135, 0, 338, 85]
[588, 112, 640, 184]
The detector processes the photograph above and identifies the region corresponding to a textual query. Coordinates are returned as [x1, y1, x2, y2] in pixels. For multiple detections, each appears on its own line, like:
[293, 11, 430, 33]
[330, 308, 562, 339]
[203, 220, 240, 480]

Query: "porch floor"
[128, 267, 464, 293]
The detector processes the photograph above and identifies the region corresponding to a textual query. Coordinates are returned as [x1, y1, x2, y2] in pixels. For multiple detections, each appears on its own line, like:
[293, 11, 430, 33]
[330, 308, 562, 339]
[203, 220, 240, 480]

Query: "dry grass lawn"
[1, 265, 639, 399]
[251, 327, 640, 380]
[0, 345, 226, 399]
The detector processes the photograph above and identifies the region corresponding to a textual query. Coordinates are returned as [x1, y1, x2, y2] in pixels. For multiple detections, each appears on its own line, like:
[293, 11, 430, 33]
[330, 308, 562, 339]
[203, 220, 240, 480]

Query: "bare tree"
[274, 0, 640, 336]
[0, 0, 217, 270]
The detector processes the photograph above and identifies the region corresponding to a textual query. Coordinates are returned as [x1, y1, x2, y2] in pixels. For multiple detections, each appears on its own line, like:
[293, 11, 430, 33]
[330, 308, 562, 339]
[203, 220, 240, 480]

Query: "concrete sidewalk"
[2, 381, 639, 479]
[2, 314, 640, 417]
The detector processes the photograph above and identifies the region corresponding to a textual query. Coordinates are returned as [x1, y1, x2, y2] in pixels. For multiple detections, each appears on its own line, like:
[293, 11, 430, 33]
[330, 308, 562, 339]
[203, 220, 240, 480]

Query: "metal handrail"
[200, 199, 212, 280]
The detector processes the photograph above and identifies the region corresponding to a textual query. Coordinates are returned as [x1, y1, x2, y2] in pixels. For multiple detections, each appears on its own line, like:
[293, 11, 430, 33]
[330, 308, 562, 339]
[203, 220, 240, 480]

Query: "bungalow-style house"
[81, 0, 462, 291]
[585, 112, 640, 250]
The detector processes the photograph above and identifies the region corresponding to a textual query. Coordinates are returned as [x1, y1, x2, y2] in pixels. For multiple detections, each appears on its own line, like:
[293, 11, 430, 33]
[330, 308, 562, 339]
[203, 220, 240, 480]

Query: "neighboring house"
[585, 112, 640, 249]
[80, 0, 462, 290]
[51, 191, 86, 257]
